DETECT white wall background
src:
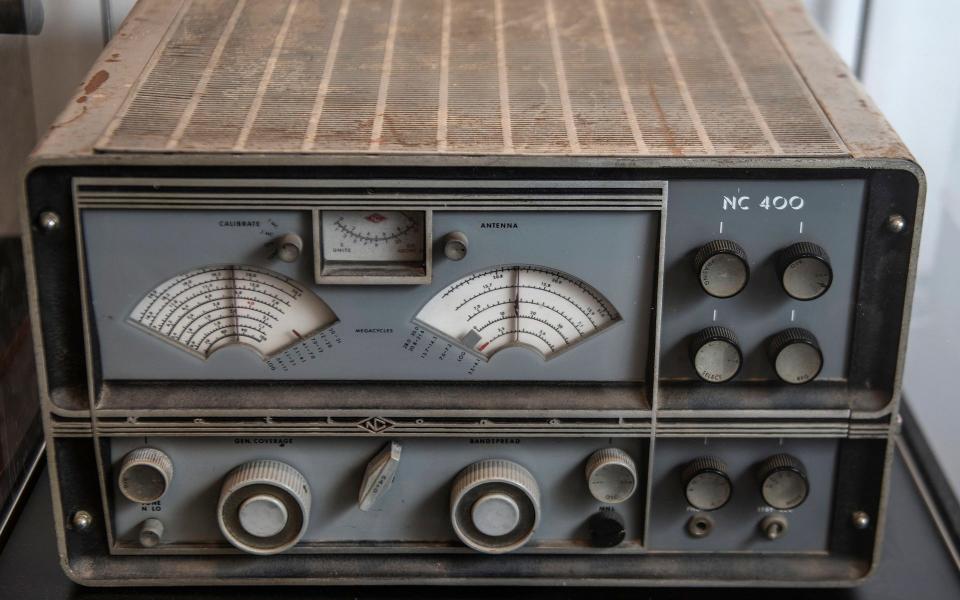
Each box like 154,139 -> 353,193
3,0 -> 959,491
809,0 -> 960,494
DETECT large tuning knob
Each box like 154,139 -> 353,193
776,242 -> 832,300
217,460 -> 311,555
450,459 -> 540,554
693,240 -> 750,298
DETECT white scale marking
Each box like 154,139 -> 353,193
129,265 -> 337,359
414,264 -> 620,361
790,309 -> 796,322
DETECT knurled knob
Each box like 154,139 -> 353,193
689,326 -> 743,383
776,242 -> 833,300
768,327 -> 823,384
693,240 -> 750,298
757,454 -> 809,510
585,448 -> 638,504
118,447 -> 173,504
450,459 -> 540,554
681,456 -> 733,511
217,460 -> 311,555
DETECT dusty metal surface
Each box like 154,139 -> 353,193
96,0 -> 847,157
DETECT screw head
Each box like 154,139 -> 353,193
852,510 -> 871,530
71,510 -> 93,531
37,211 -> 61,232
886,214 -> 906,233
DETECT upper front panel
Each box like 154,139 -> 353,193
80,180 -> 660,382
96,0 -> 846,157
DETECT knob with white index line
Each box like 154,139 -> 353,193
118,447 -> 173,504
776,242 -> 833,300
758,454 -> 809,510
217,460 -> 310,555
450,459 -> 540,554
768,328 -> 823,384
689,326 -> 743,383
585,448 -> 638,504
681,457 -> 732,511
693,240 -> 750,298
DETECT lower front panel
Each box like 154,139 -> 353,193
109,437 -> 650,553
46,434 -> 886,586
105,435 -> 839,557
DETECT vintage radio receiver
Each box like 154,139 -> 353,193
22,0 -> 923,587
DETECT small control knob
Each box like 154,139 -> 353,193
442,231 -> 469,261
138,518 -> 165,548
273,233 -> 303,263
118,447 -> 173,504
358,441 -> 402,511
689,326 -> 743,383
758,454 -> 809,510
681,457 -> 732,511
450,459 -> 540,554
587,509 -> 626,547
693,240 -> 750,298
217,460 -> 311,555
585,448 -> 638,504
776,242 -> 832,300
768,328 -> 823,384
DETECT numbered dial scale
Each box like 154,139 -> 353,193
317,210 -> 427,281
414,265 -> 622,361
129,265 -> 338,359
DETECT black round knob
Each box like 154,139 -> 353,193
768,328 -> 823,385
587,509 -> 626,547
681,456 -> 732,511
757,454 -> 809,510
776,242 -> 832,300
693,240 -> 750,298
689,326 -> 743,383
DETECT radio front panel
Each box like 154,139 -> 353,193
23,0 -> 923,586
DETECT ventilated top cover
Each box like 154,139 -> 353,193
97,0 -> 847,157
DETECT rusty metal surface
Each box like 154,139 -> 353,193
95,0 -> 847,157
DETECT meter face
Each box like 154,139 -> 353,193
321,210 -> 425,264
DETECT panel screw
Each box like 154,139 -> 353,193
886,214 -> 906,233
851,511 -> 871,529
37,211 -> 61,232
71,510 -> 93,531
